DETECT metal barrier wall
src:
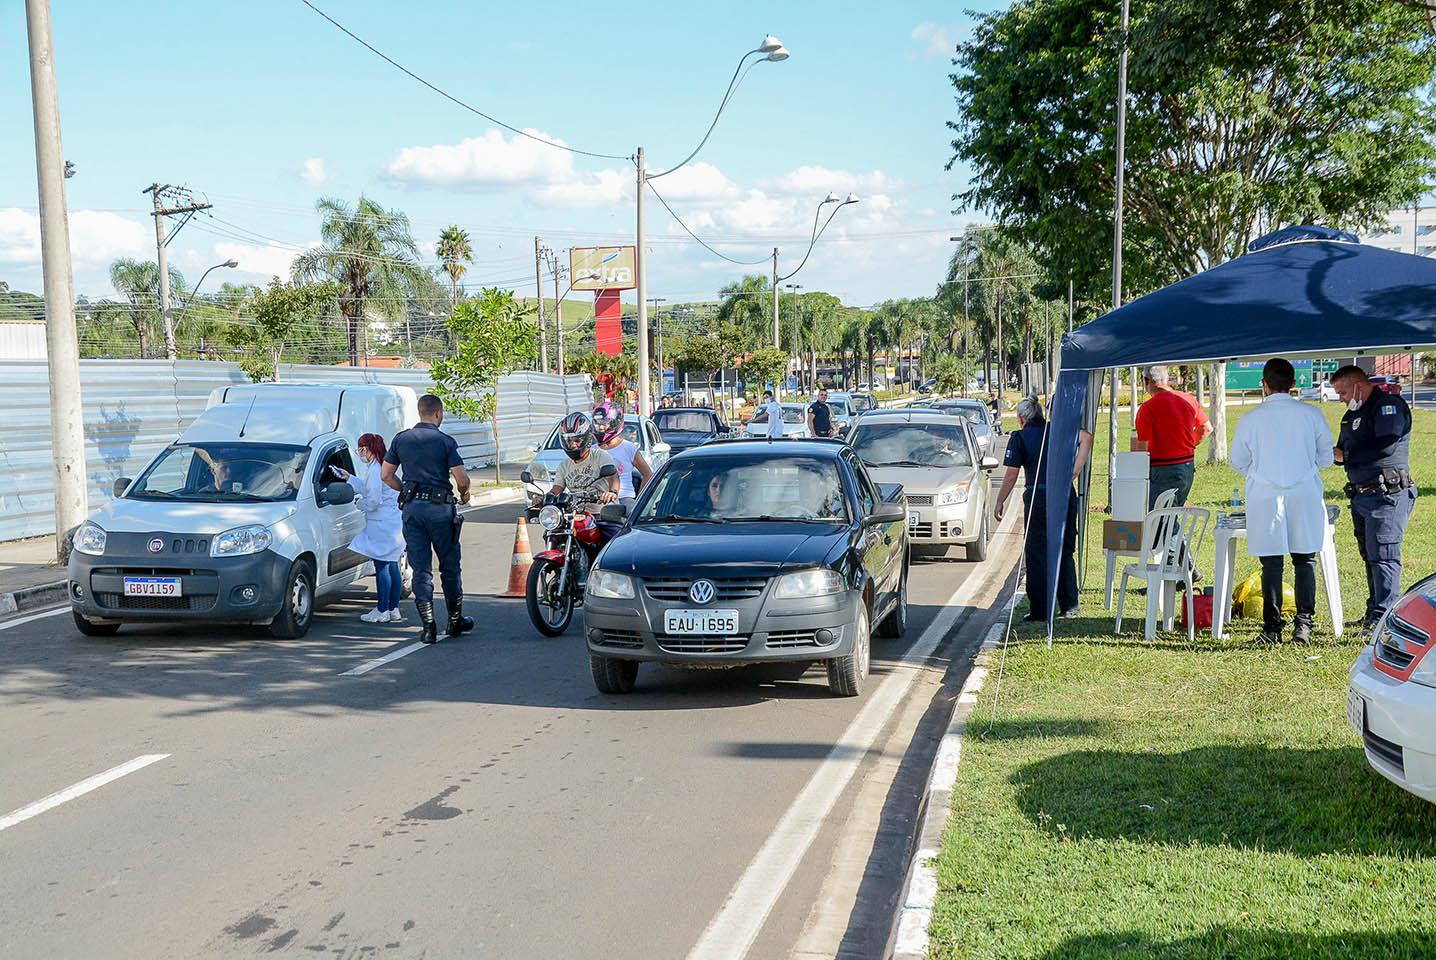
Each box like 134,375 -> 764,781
0,360 -> 592,542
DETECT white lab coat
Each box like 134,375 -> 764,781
347,461 -> 405,562
1229,393 -> 1335,556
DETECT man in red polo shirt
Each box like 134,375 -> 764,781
1135,365 -> 1213,507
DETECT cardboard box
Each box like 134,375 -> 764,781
1103,519 -> 1143,551
1130,437 -> 1149,453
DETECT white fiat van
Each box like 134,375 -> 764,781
67,384 -> 419,638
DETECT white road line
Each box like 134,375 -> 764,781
685,508 -> 1020,960
0,607 -> 68,633
0,754 -> 170,833
339,641 -> 427,677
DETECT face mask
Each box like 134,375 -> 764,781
1348,399 -> 1361,413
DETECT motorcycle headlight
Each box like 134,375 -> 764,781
211,524 -> 273,557
935,481 -> 972,506
538,505 -> 564,531
587,569 -> 635,600
773,568 -> 844,599
72,522 -> 107,556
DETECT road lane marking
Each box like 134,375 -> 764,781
0,754 -> 170,833
685,507 -> 1021,960
0,607 -> 68,632
339,641 -> 427,676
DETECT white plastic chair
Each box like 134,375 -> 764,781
1104,487 -> 1178,609
1115,505 -> 1211,642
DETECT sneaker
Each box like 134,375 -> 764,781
1022,612 -> 1047,623
1060,607 -> 1080,619
384,609 -> 404,624
1292,621 -> 1313,644
360,608 -> 385,623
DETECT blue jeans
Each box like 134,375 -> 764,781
374,560 -> 402,612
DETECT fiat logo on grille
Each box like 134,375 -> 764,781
689,579 -> 716,605
147,538 -> 164,554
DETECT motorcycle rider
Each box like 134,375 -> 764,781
591,400 -> 652,500
549,412 -> 620,509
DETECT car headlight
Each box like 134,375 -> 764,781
773,568 -> 844,599
935,481 -> 972,506
587,568 -> 635,599
538,504 -> 564,531
529,462 -> 551,481
211,524 -> 273,557
72,522 -> 107,556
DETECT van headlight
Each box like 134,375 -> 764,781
587,569 -> 635,599
935,482 -> 972,506
773,568 -> 844,599
211,524 -> 273,557
72,522 -> 107,556
538,505 -> 564,531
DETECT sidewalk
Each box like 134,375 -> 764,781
0,535 -> 68,615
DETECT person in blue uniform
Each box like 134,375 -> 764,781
382,394 -> 473,645
993,397 -> 1093,623
1331,365 -> 1415,632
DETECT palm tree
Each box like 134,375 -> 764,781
436,226 -> 473,306
717,274 -> 772,345
292,196 -> 427,366
109,258 -> 185,359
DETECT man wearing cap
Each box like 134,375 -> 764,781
1135,365 -> 1213,508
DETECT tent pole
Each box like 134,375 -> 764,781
1107,367 -> 1118,509
1077,369 -> 1101,590
1130,365 -> 1138,431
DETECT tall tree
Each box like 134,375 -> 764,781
224,279 -> 339,382
436,225 -> 474,305
108,258 -> 185,359
293,196 -> 429,366
716,274 -> 773,346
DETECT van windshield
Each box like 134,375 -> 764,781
127,443 -> 310,502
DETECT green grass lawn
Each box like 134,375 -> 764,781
928,400 -> 1436,960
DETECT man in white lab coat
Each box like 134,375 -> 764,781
1230,358 -> 1335,643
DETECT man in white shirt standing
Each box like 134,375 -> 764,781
1230,358 -> 1335,643
762,390 -> 785,439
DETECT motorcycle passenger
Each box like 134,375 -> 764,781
592,400 -> 651,500
549,412 -> 620,510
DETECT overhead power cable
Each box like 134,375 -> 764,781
644,178 -> 771,266
298,0 -> 630,161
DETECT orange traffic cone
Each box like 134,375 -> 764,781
498,516 -> 534,597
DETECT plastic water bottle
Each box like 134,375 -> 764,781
1230,487 -> 1243,511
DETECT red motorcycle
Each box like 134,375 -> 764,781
525,484 -> 617,636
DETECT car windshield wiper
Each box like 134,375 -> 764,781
639,513 -> 727,524
726,515 -> 840,523
869,459 -> 933,468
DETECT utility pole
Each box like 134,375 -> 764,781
144,183 -> 211,361
634,147 -> 652,414
771,248 -> 780,347
534,236 -> 548,373
649,297 -> 666,396
26,0 -> 87,556
551,252 -> 566,376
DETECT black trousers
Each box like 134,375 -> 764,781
1350,488 -> 1416,623
1259,553 -> 1316,633
1024,489 -> 1079,619
402,500 -> 463,611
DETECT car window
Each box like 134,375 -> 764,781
652,411 -> 717,434
128,442 -> 310,502
315,443 -> 355,484
635,455 -> 849,522
845,452 -> 878,514
543,421 -> 638,450
646,422 -> 661,447
848,422 -> 974,468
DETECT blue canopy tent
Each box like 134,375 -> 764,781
1042,225 -> 1436,636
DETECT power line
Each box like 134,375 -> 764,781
297,0 -> 629,162
644,178 -> 771,266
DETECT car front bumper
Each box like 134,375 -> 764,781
906,497 -> 981,545
68,547 -> 293,624
1349,645 -> 1436,803
583,580 -> 861,665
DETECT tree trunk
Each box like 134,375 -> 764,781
995,295 -> 1004,394
345,300 -> 362,367
491,404 -> 503,483
1206,363 -> 1229,464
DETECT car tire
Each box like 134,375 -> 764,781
590,654 -> 638,694
965,512 -> 989,562
269,559 -> 316,639
72,609 -> 120,636
876,564 -> 908,639
827,603 -> 870,697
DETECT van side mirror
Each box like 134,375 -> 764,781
318,482 -> 356,506
113,477 -> 131,498
652,442 -> 671,455
598,464 -> 618,478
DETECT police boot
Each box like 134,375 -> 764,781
445,600 -> 475,639
417,601 -> 439,645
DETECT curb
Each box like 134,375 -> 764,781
889,590 -> 1019,960
0,579 -> 70,617
459,488 -> 525,512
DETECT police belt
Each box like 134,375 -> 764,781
400,484 -> 456,506
1344,468 -> 1412,498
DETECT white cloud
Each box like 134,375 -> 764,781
511,40 -> 533,52
300,157 -> 330,185
214,241 -> 303,282
529,168 -> 630,209
0,208 -> 148,265
911,22 -> 963,59
762,165 -> 901,197
385,129 -> 577,187
649,162 -> 739,201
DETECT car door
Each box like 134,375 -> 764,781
844,451 -> 896,607
645,420 -> 670,468
311,439 -> 366,587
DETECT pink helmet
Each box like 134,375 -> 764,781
591,400 -> 624,445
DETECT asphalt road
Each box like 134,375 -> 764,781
0,482 -> 1017,960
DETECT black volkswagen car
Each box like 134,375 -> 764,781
649,407 -> 730,454
582,439 -> 909,697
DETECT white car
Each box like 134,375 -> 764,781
523,415 -> 671,487
1300,379 -> 1340,402
743,402 -> 811,438
1349,573 -> 1436,804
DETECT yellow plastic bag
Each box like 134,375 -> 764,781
1232,569 -> 1295,619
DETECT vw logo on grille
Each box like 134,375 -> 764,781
689,579 -> 716,605
146,538 -> 164,554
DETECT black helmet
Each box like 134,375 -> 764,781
559,411 -> 594,461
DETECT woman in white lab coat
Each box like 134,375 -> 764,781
337,433 -> 407,623
1229,359 -> 1334,642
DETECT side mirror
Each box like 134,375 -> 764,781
520,470 -> 534,485
600,502 -> 629,523
318,482 -> 356,506
113,477 -> 131,498
598,464 -> 618,478
870,501 -> 906,525
981,456 -> 1000,471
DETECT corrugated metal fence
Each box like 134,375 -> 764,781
0,360 -> 592,542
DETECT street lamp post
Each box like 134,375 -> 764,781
773,193 -> 859,348
184,259 -> 238,362
636,35 -> 789,416
785,283 -> 802,388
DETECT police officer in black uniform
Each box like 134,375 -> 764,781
381,393 -> 474,644
1331,365 -> 1416,632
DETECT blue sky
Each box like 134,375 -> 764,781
0,1 -> 1001,307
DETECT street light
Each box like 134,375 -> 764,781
772,193 -> 860,348
186,258 -> 239,305
785,283 -> 802,391
635,35 -> 789,415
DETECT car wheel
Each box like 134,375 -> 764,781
72,609 -> 120,636
965,512 -> 989,562
269,559 -> 315,639
876,564 -> 908,638
590,654 -> 638,694
827,603 -> 870,697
